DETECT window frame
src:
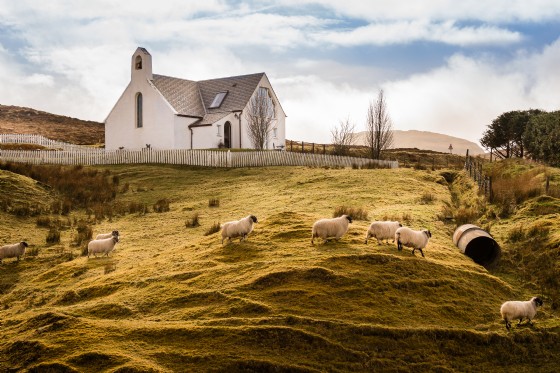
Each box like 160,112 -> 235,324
209,91 -> 228,109
136,92 -> 143,128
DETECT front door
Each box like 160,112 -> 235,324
224,121 -> 231,148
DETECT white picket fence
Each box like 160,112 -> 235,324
0,133 -> 83,150
0,134 -> 398,169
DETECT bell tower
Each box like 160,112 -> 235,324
131,47 -> 152,80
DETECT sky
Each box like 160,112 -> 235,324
1,1 -> 559,146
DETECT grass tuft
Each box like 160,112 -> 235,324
333,206 -> 368,220
153,198 -> 170,213
204,222 -> 221,236
185,212 -> 200,228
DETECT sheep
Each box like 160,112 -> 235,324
365,221 -> 402,245
500,297 -> 543,331
221,215 -> 258,244
0,241 -> 29,263
311,215 -> 353,244
95,230 -> 119,240
87,236 -> 119,258
395,227 -> 432,257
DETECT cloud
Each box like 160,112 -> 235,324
314,20 -> 523,47
274,74 -> 371,143
383,39 -> 560,145
275,0 -> 560,22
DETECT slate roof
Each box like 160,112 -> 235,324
151,72 -> 265,124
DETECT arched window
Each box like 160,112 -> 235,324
224,121 -> 232,148
135,55 -> 142,70
136,93 -> 143,128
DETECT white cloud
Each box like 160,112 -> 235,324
275,0 -> 560,22
382,40 -> 560,145
274,75 -> 370,143
315,20 -> 522,47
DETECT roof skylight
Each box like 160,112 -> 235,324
209,91 -> 228,108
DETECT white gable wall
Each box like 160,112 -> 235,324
238,75 -> 286,150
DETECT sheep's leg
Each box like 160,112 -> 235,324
517,318 -> 524,326
505,319 -> 511,330
364,234 -> 369,244
419,249 -> 425,258
397,241 -> 402,251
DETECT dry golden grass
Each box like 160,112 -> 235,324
1,164 -> 559,372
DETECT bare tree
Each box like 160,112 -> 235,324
245,87 -> 276,149
331,117 -> 356,156
366,89 -> 394,159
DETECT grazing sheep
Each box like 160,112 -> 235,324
365,221 -> 402,244
395,227 -> 432,257
95,230 -> 119,240
221,215 -> 258,244
500,297 -> 543,331
311,215 -> 353,244
0,241 -> 29,263
87,236 -> 119,258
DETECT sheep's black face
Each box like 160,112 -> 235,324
250,215 -> 258,223
346,216 -> 353,223
398,223 -> 403,227
112,230 -> 119,236
534,297 -> 543,306
425,230 -> 432,238
21,241 -> 29,247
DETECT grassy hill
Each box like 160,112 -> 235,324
0,105 -> 104,145
1,163 -> 559,372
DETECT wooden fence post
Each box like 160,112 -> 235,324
301,141 -> 304,153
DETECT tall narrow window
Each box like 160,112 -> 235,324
224,121 -> 231,148
136,92 -> 143,128
135,55 -> 142,70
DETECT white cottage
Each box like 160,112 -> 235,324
105,47 -> 286,150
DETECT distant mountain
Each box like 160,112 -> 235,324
353,130 -> 484,155
0,104 -> 104,145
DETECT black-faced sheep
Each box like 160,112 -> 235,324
0,241 -> 29,263
311,215 -> 353,244
95,230 -> 119,240
365,221 -> 402,244
87,236 -> 119,258
500,297 -> 543,330
221,215 -> 258,244
395,227 -> 431,257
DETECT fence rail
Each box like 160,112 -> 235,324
464,152 -> 492,199
0,148 -> 398,169
0,133 -> 83,150
0,133 -> 398,168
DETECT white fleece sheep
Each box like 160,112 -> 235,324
311,215 -> 353,244
221,215 -> 258,244
500,297 -> 543,330
395,227 -> 432,257
0,241 -> 29,263
87,236 -> 119,258
365,221 -> 402,244
95,230 -> 119,240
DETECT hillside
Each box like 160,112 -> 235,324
354,130 -> 485,155
0,104 -> 104,145
1,164 -> 559,372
